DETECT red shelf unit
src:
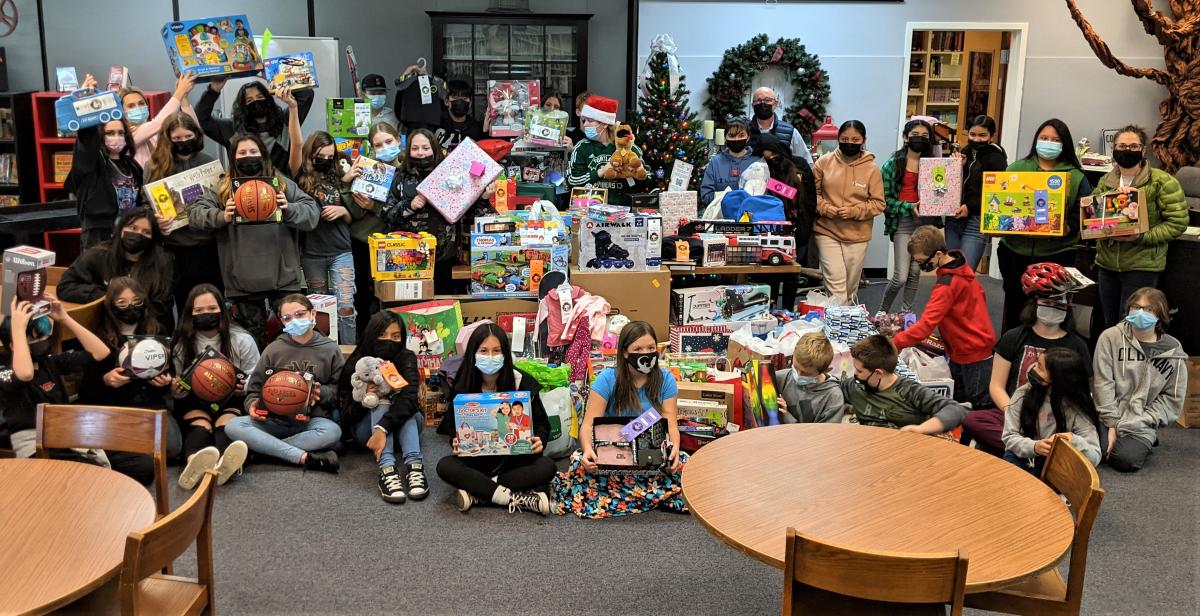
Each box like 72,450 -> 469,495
30,90 -> 170,203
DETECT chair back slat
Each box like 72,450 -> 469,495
37,404 -> 164,455
121,470 -> 217,601
1041,434 -> 1105,610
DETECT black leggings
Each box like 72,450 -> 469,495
436,454 -> 558,500
350,239 -> 377,339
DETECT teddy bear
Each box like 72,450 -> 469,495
605,124 -> 647,180
351,356 -> 393,409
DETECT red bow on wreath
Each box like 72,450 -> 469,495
769,46 -> 784,64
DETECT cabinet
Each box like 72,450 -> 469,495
0,92 -> 37,205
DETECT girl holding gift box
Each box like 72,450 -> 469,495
120,71 -> 200,167
947,115 -> 1008,271
344,123 -> 404,336
879,119 -> 937,313
552,320 -> 688,519
196,78 -> 314,177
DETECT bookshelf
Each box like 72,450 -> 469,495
0,92 -> 38,205
907,31 -> 1004,146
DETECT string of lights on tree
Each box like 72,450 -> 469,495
704,34 -> 831,139
629,47 -> 710,191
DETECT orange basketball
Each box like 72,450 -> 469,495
234,179 -> 278,222
261,370 -> 310,416
191,357 -> 238,402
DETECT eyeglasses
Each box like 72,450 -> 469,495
753,98 -> 775,105
114,299 -> 145,309
1113,144 -> 1143,152
279,309 -> 310,324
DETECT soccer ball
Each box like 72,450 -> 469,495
118,337 -> 170,379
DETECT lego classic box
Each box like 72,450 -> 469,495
576,214 -> 662,272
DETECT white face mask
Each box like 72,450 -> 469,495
1036,305 -> 1068,327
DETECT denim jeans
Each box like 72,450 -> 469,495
301,251 -> 357,345
949,356 -> 994,410
1002,450 -> 1045,476
881,216 -> 928,313
1096,267 -> 1161,330
352,404 -> 424,468
224,415 -> 342,464
945,215 -> 987,272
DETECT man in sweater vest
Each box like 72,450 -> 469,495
748,86 -> 813,166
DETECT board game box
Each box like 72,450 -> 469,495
143,160 -> 224,232
453,391 -> 534,456
349,156 -> 396,201
980,171 -> 1070,236
161,15 -> 262,81
1080,188 -> 1148,240
263,52 -> 318,93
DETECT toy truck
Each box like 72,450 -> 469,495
724,234 -> 797,266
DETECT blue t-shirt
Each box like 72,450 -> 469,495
591,366 -> 678,417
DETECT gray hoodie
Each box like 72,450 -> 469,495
1092,321 -> 1188,444
774,368 -> 845,424
245,331 -> 344,419
1003,385 -> 1102,467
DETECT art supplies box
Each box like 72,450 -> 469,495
453,391 -> 534,456
368,232 -> 436,281
143,160 -> 224,232
2,245 -> 55,318
1080,188 -> 1148,240
980,171 -> 1070,237
576,214 -> 662,272
161,15 -> 262,80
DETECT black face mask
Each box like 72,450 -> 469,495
113,305 -> 145,325
121,231 -> 151,255
235,156 -> 264,176
412,156 -> 435,171
450,100 -> 470,117
626,352 -> 658,375
752,102 -> 774,121
856,372 -> 880,394
312,157 -> 335,173
29,339 -> 52,358
171,139 -> 199,157
1113,149 -> 1144,169
376,340 -> 405,361
838,142 -> 863,157
726,139 -> 748,154
1027,367 -> 1049,389
918,251 -> 943,273
192,313 -> 221,332
247,99 -> 272,119
907,136 -> 931,154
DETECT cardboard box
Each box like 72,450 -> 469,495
1081,188 -> 1149,240
1178,357 -> 1200,428
658,190 -> 697,237
981,171 -> 1070,237
53,152 -> 72,184
326,98 -> 371,139
577,214 -> 662,271
307,294 -> 337,344
160,15 -> 262,81
571,267 -> 671,342
469,234 -> 567,298
458,298 -> 540,324
671,284 -> 772,325
368,232 -> 436,281
676,382 -> 736,427
2,245 -> 55,318
375,279 -> 435,303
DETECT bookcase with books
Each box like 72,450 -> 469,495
0,92 -> 39,206
906,30 -> 1004,147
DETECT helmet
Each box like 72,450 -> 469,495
1021,262 -> 1073,298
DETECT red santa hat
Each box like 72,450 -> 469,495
580,95 -> 618,126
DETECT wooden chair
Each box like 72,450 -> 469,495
46,265 -> 68,286
965,434 -> 1105,616
36,404 -> 170,519
782,528 -> 969,616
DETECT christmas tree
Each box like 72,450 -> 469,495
630,40 -> 710,192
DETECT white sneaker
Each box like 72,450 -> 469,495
456,489 -> 480,513
179,446 -> 220,490
214,441 -> 248,485
507,491 -> 550,516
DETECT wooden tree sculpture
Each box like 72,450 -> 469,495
1065,0 -> 1200,171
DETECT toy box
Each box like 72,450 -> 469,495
349,156 -> 395,201
306,294 -> 338,344
980,171 -> 1070,236
469,234 -> 568,298
699,235 -> 728,267
570,187 -> 607,214
1080,188 -> 1148,240
486,80 -> 540,138
326,98 -> 371,139
368,232 -> 436,281
586,203 -> 631,222
106,66 -> 130,91
591,416 -> 669,475
143,160 -> 223,232
55,67 -> 78,92
375,279 -> 434,303
676,382 -> 736,427
418,137 -> 503,223
671,284 -> 772,325
577,214 -> 662,272
263,52 -> 318,93
2,246 -> 55,319
54,89 -> 123,132
452,391 -> 535,456
160,15 -> 261,80
523,107 -> 568,146
917,157 -> 963,216
53,152 -> 72,183
658,191 -> 697,237
231,176 -> 282,224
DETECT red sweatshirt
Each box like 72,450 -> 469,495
892,250 -> 997,364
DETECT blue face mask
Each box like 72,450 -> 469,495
126,106 -> 149,124
475,354 -> 505,376
1125,308 -> 1158,330
583,126 -> 600,141
791,367 -> 817,387
367,94 -> 386,110
283,318 -> 313,337
1035,139 -> 1063,160
375,144 -> 401,162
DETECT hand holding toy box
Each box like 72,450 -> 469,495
2,246 -> 56,320
161,15 -> 262,81
453,391 -> 535,456
980,171 -> 1070,237
349,156 -> 396,201
263,52 -> 318,93
55,89 -> 123,133
1080,188 -> 1148,240
144,160 -> 224,232
327,98 -> 372,139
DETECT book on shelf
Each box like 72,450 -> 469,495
0,108 -> 13,141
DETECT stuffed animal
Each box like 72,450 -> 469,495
607,124 -> 646,180
350,356 -> 393,409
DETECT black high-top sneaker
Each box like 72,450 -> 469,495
378,465 -> 407,504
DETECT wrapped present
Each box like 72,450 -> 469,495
868,311 -> 918,338
981,171 -> 1070,236
658,191 -> 697,237
161,15 -> 262,81
486,80 -> 540,137
368,232 -> 436,281
418,137 -> 503,223
392,300 -> 463,363
917,157 -> 962,216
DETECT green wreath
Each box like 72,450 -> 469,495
704,34 -> 831,140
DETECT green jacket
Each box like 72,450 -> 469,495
880,154 -> 917,238
999,158 -> 1089,257
1093,164 -> 1187,273
566,139 -> 645,206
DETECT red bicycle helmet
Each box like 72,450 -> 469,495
1021,262 -> 1073,298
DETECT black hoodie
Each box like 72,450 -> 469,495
961,142 -> 1008,216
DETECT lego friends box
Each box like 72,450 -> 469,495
453,391 -> 534,456
161,15 -> 262,81
980,171 -> 1069,236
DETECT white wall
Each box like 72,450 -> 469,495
638,0 -> 1169,270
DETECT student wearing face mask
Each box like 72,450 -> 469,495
295,131 -> 357,345
343,123 -> 406,330
224,294 -> 344,473
1091,125 -> 1186,329
57,207 -> 176,332
566,95 -> 648,206
195,78 -> 314,177
120,72 -> 199,167
1002,348 -> 1103,475
553,321 -> 688,519
1,295 -> 110,459
361,73 -> 400,130
879,119 -> 937,313
948,115 -> 1007,271
434,323 -> 556,515
700,117 -> 763,207
842,335 -> 966,434
774,332 -> 844,424
437,79 -> 485,152
67,74 -> 145,249
1093,288 -> 1187,472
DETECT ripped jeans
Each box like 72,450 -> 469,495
301,251 -> 357,344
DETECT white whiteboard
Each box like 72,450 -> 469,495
216,35 -> 341,139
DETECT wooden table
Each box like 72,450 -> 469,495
682,423 -> 1075,593
0,458 -> 156,615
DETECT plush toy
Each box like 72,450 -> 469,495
607,124 -> 646,180
351,356 -> 393,409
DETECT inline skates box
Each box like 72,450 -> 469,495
161,15 -> 262,81
577,214 -> 662,272
671,284 -> 772,325
469,234 -> 568,298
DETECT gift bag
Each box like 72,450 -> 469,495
900,347 -> 952,381
392,300 -> 463,363
417,138 -> 503,223
540,386 -> 578,458
740,359 -> 780,428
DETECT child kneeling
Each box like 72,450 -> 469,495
776,332 -> 844,423
843,335 -> 966,434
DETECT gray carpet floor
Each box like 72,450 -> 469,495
162,274 -> 1200,615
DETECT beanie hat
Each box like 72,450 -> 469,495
580,95 -> 618,126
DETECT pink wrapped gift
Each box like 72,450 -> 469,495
417,137 -> 503,223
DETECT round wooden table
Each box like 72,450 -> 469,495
682,423 -> 1076,593
0,458 -> 156,615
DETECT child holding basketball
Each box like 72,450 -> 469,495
295,131 -> 357,345
224,294 -> 344,473
171,284 -> 260,489
551,321 -> 688,519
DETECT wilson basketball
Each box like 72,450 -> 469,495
234,179 -> 278,222
190,357 -> 238,402
261,370 -> 310,416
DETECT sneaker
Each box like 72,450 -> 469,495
508,491 -> 550,516
179,446 -> 220,490
303,450 -> 339,474
214,441 -> 248,486
404,462 -> 429,500
456,489 -> 481,513
378,466 -> 407,504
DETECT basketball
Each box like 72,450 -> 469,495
190,357 -> 238,402
234,179 -> 278,222
260,370 -> 310,416
117,337 -> 170,379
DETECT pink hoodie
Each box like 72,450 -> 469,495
131,96 -> 198,167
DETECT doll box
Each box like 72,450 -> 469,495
2,245 -> 55,318
486,80 -> 540,138
917,157 -> 963,217
54,89 -> 123,133
417,138 -> 503,224
453,391 -> 534,456
469,234 -> 568,298
1080,188 -> 1148,240
980,171 -> 1070,237
349,156 -> 396,202
576,214 -> 663,272
368,232 -> 437,281
326,98 -> 372,139
143,160 -> 224,232
262,52 -> 318,93
307,294 -> 338,344
161,15 -> 262,81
